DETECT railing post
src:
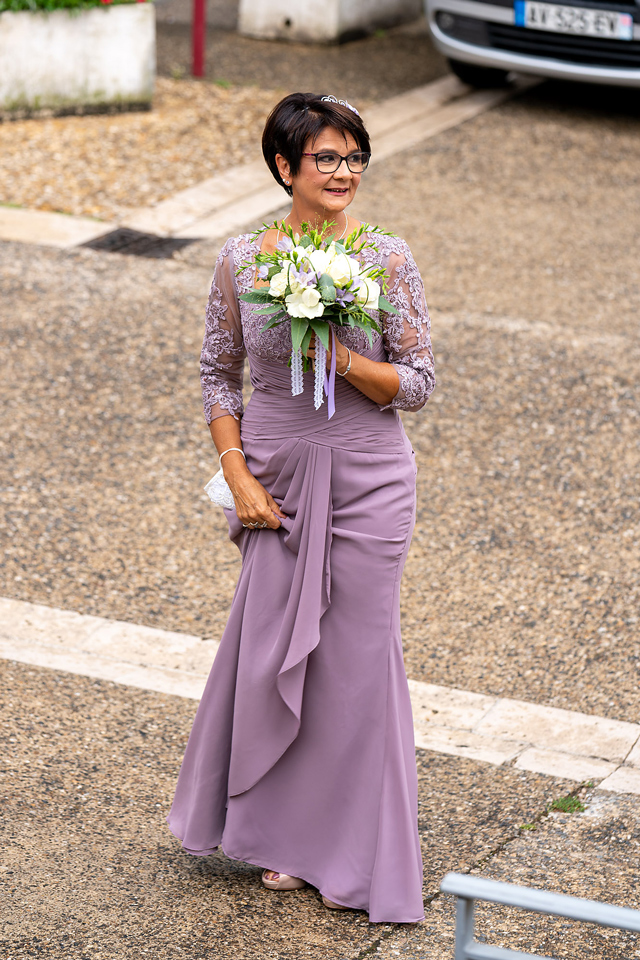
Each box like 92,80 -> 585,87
192,0 -> 206,77
454,895 -> 475,960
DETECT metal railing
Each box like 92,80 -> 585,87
440,872 -> 640,960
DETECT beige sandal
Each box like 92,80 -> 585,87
262,869 -> 306,891
322,895 -> 352,910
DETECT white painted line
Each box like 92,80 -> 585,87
0,596 -> 216,699
0,636 -> 208,701
599,766 -> 640,796
414,725 -> 526,766
515,748 -> 618,784
475,697 -> 639,764
626,741 -> 640,768
408,678 -> 496,729
0,205 -> 112,248
2,596 -> 639,793
120,159 -> 273,237
173,184 -> 288,241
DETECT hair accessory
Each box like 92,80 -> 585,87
321,95 -> 360,117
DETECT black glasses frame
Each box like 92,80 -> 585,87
302,151 -> 371,174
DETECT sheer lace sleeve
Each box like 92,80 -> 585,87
200,237 -> 246,424
379,241 -> 435,412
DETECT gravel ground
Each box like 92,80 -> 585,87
2,82 -> 638,722
0,79 -> 280,221
0,660 -> 577,959
2,73 -> 640,960
0,20 -> 445,221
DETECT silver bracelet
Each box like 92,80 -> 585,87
219,447 -> 246,468
337,347 -> 352,377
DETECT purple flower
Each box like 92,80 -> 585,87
336,288 -> 355,307
257,264 -> 269,280
291,265 -> 317,287
275,236 -> 294,252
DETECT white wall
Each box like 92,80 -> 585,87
0,5 -> 155,112
238,0 -> 422,42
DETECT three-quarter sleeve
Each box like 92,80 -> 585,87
380,242 -> 435,412
200,238 -> 246,424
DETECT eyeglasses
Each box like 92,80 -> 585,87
302,151 -> 371,174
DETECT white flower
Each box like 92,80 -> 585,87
355,277 -> 380,309
304,248 -> 332,275
326,253 -> 360,287
269,265 -> 291,298
286,286 -> 325,319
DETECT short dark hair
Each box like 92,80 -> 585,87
262,92 -> 372,197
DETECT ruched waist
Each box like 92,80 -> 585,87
241,356 -> 406,451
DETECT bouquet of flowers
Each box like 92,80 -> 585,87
239,221 -> 397,418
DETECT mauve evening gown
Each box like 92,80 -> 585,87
167,230 -> 435,923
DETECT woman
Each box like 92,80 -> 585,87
167,92 -> 435,924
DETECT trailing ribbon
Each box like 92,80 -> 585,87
289,328 -> 336,419
291,347 -> 303,397
324,328 -> 337,420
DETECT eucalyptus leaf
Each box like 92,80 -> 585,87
318,273 -> 336,303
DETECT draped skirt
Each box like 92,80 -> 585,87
167,359 -> 425,923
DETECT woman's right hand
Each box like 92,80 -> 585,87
223,455 -> 286,530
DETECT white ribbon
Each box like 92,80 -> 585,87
314,338 -> 326,410
291,347 -> 304,396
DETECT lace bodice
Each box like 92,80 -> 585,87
200,231 -> 435,423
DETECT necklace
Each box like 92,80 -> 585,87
277,210 -> 348,243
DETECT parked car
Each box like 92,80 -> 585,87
425,0 -> 640,86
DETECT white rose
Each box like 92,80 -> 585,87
326,253 -> 359,287
286,287 -> 325,319
269,265 -> 290,298
355,277 -> 380,309
305,248 -> 332,275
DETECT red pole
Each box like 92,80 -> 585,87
192,0 -> 206,77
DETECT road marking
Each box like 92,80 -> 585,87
0,74 -> 539,250
1,595 -> 638,793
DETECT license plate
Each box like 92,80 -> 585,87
514,0 -> 634,39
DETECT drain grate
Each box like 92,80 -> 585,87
82,228 -> 199,259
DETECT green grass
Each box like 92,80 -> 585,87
1,0 -> 149,12
549,795 -> 586,814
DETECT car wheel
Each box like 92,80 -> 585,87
448,58 -> 510,87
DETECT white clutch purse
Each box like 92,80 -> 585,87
204,446 -> 245,510
204,469 -> 235,510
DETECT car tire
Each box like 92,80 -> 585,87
448,58 -> 510,87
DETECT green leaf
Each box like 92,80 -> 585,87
290,317 -> 309,353
310,321 -> 330,351
318,273 -> 336,303
239,289 -> 275,304
301,327 -> 314,356
378,296 -> 399,315
261,314 -> 287,331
